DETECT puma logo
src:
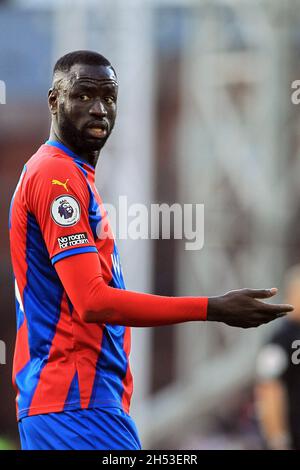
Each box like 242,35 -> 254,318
52,179 -> 69,192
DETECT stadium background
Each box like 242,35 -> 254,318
1,0 -> 300,449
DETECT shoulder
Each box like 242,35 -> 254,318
24,144 -> 90,212
26,144 -> 85,183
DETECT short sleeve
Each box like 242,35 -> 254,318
25,155 -> 98,265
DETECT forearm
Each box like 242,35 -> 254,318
86,279 -> 207,326
55,252 -> 207,326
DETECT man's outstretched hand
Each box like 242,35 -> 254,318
207,288 -> 294,328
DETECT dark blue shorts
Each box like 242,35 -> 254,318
18,407 -> 142,450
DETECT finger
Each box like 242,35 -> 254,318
244,288 -> 278,299
260,303 -> 294,314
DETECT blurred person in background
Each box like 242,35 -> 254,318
255,265 -> 300,450
9,50 -> 294,450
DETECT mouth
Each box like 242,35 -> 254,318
85,122 -> 108,139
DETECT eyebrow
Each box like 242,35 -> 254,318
72,80 -> 118,92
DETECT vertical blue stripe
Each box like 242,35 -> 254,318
87,184 -> 102,239
64,371 -> 80,410
15,297 -> 25,331
88,243 -> 127,408
73,161 -> 102,240
110,244 -> 126,289
88,324 -> 127,408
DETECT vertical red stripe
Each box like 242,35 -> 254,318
10,197 -> 28,305
121,327 -> 133,413
13,318 -> 30,384
10,189 -> 30,417
28,292 -> 76,415
71,309 -> 104,409
13,317 -> 30,418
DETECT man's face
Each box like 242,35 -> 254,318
49,63 -> 118,155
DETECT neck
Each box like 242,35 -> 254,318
49,125 -> 100,168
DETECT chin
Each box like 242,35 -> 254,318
85,141 -> 105,152
85,137 -> 108,151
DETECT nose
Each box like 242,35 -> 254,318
89,99 -> 107,117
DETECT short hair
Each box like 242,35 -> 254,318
53,50 -> 116,80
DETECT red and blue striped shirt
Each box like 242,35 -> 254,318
9,141 -> 132,420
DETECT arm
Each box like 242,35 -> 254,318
255,379 -> 291,449
55,252 -> 207,326
27,155 -> 293,328
55,252 -> 293,328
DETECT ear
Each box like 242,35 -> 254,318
48,88 -> 58,115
